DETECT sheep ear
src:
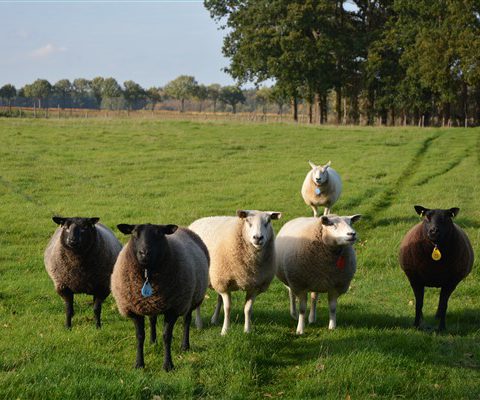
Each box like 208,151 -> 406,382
324,160 -> 331,169
308,160 -> 317,169
163,225 -> 178,235
237,210 -> 248,219
117,224 -> 135,235
269,212 -> 282,220
89,218 -> 100,225
449,208 -> 460,218
350,214 -> 362,224
52,216 -> 67,226
320,216 -> 332,226
414,205 -> 428,217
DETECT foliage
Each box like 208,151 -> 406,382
164,75 -> 199,112
219,85 -> 246,113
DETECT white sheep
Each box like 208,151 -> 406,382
276,214 -> 361,334
189,210 -> 282,335
301,160 -> 342,217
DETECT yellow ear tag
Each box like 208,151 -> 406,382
432,245 -> 442,261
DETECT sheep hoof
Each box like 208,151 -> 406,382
134,362 -> 145,369
163,361 -> 174,372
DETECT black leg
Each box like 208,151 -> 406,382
181,311 -> 192,351
58,288 -> 74,329
131,314 -> 145,368
436,285 -> 456,332
410,282 -> 425,328
162,313 -> 178,372
149,315 -> 158,344
93,295 -> 104,329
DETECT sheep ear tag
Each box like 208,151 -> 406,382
336,256 -> 345,270
432,245 -> 442,261
315,188 -> 321,195
141,281 -> 153,297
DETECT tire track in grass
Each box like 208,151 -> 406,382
413,157 -> 463,186
364,134 -> 441,221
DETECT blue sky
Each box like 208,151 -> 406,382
0,1 -> 236,89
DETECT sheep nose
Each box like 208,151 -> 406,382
253,235 -> 264,242
347,232 -> 356,237
429,227 -> 439,235
138,250 -> 149,259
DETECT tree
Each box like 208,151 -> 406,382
207,83 -> 221,112
146,87 -> 162,111
269,84 -> 289,115
72,78 -> 93,108
53,79 -> 72,109
101,77 -> 123,110
23,79 -> 52,109
123,80 -> 147,110
255,86 -> 271,115
194,84 -> 209,112
219,85 -> 245,113
90,77 -> 105,108
164,75 -> 198,112
0,84 -> 16,112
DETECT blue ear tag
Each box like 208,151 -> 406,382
315,188 -> 321,195
141,281 -> 153,297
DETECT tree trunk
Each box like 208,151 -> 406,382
390,106 -> 395,126
292,97 -> 298,121
335,86 -> 342,124
366,87 -> 375,125
180,98 -> 185,113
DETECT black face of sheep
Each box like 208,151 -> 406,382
414,206 -> 459,244
117,223 -> 178,278
53,217 -> 99,253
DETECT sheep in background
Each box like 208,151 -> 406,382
301,160 -> 342,217
111,223 -> 209,371
44,216 -> 122,329
276,214 -> 361,335
189,210 -> 282,335
399,206 -> 474,331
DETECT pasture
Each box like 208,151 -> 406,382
0,118 -> 479,399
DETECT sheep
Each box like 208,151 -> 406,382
399,205 -> 474,331
301,160 -> 342,217
44,216 -> 122,329
276,214 -> 361,335
111,223 -> 209,371
189,210 -> 282,335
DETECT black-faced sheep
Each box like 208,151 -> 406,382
399,206 -> 474,331
301,161 -> 342,217
111,223 -> 209,371
189,210 -> 282,335
44,216 -> 122,329
276,214 -> 361,334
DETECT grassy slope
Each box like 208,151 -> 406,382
0,118 -> 479,399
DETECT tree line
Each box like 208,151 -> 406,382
205,0 -> 480,127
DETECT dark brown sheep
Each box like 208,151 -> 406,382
399,206 -> 474,331
111,224 -> 209,371
44,216 -> 122,329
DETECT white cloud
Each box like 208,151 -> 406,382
30,43 -> 67,59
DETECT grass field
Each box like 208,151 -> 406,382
0,118 -> 479,399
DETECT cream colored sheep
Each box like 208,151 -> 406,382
301,160 -> 342,217
189,210 -> 281,335
111,223 -> 209,371
276,214 -> 361,334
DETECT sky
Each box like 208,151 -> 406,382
0,0 -> 237,89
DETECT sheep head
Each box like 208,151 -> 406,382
53,216 -> 99,253
320,214 -> 361,246
309,160 -> 331,186
414,205 -> 459,243
236,210 -> 282,250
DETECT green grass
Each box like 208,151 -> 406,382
0,118 -> 479,399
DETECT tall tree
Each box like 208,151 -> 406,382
24,79 -> 52,109
207,83 -> 221,112
164,75 -> 198,112
72,78 -> 92,108
53,79 -> 73,109
219,85 -> 245,113
123,80 -> 147,110
90,77 -> 105,108
146,87 -> 162,111
0,84 -> 16,112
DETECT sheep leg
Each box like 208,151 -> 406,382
311,206 -> 318,218
323,207 -> 331,216
149,315 -> 157,344
220,292 -> 231,336
162,312 -> 178,372
58,288 -> 74,329
308,292 -> 318,324
410,282 -> 425,328
131,314 -> 145,368
327,291 -> 338,330
195,307 -> 203,329
93,294 -> 106,329
436,285 -> 456,332
296,292 -> 307,335
244,291 -> 257,333
211,293 -> 223,325
181,311 -> 192,351
288,287 -> 298,320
